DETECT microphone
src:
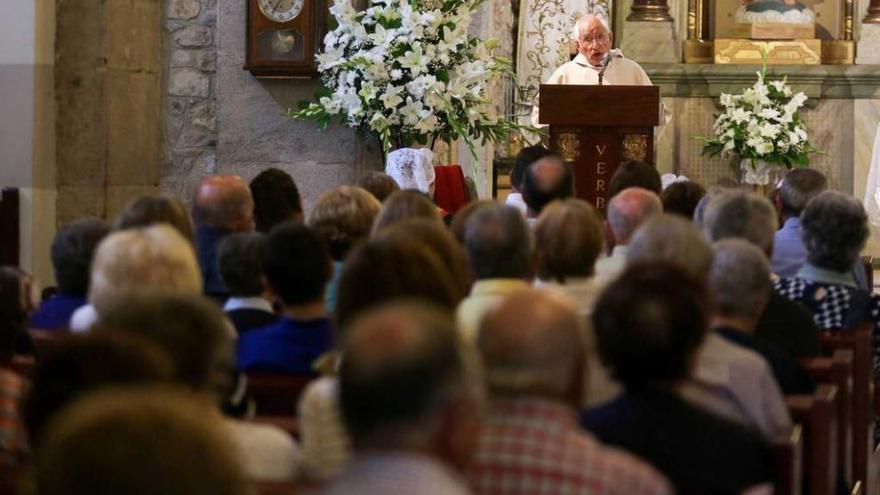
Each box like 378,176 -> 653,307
597,51 -> 613,85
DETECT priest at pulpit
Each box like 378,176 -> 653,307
530,14 -> 654,127
549,14 -> 652,86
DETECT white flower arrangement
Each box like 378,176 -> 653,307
288,0 -> 527,154
700,66 -> 819,178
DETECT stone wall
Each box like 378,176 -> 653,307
160,0 -> 381,212
159,0 -> 520,207
163,0 -> 219,204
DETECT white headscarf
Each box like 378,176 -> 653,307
661,173 -> 689,190
385,148 -> 435,194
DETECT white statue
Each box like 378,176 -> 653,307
734,0 -> 815,24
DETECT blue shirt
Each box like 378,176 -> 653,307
29,293 -> 86,330
236,316 -> 333,374
771,217 -> 805,278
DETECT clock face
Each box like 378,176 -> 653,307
258,0 -> 305,22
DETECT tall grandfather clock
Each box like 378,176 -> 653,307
245,0 -> 327,78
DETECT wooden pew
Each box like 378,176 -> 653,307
774,425 -> 803,495
247,372 -> 314,416
786,384 -> 838,495
0,188 -> 19,267
0,468 -> 23,495
0,355 -> 36,379
257,481 -> 320,495
28,329 -> 72,359
820,325 -> 873,493
802,349 -> 854,485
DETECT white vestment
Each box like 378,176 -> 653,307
531,52 -> 655,129
546,52 -> 652,86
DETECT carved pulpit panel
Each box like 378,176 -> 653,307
540,84 -> 660,213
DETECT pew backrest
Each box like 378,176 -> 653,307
786,384 -> 838,495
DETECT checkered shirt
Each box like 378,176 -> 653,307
465,398 -> 672,495
774,276 -> 880,375
0,370 -> 26,468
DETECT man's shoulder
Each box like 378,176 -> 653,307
546,60 -> 581,82
617,57 -> 644,69
699,333 -> 775,385
713,332 -> 772,368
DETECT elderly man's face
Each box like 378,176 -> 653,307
577,19 -> 613,66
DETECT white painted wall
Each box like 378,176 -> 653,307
0,0 -> 57,287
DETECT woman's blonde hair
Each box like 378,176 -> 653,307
309,186 -> 382,260
89,225 -> 202,313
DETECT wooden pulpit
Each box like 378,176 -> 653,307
539,85 -> 661,211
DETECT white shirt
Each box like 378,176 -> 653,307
681,333 -> 792,440
225,419 -> 301,482
298,376 -> 352,481
594,245 -> 629,284
504,192 -> 528,216
69,304 -> 98,333
223,296 -> 274,313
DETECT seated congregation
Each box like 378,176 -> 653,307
2,148 -> 878,495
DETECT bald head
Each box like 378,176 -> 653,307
479,289 -> 586,405
607,187 -> 662,245
339,301 -> 465,449
193,175 -> 254,231
522,156 -> 574,217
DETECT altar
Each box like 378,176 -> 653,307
485,0 -> 880,257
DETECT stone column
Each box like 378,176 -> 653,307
55,0 -> 162,223
628,0 -> 672,22
864,0 -> 880,23
620,0 -> 678,63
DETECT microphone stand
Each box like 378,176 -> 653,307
597,53 -> 613,86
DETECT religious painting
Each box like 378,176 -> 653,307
713,0 -> 842,40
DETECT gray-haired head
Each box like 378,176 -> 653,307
801,191 -> 869,272
702,190 -> 778,256
709,239 -> 771,322
606,187 -> 662,246
692,187 -> 729,228
463,204 -> 532,280
575,13 -> 611,38
779,168 -> 828,218
627,214 -> 714,280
